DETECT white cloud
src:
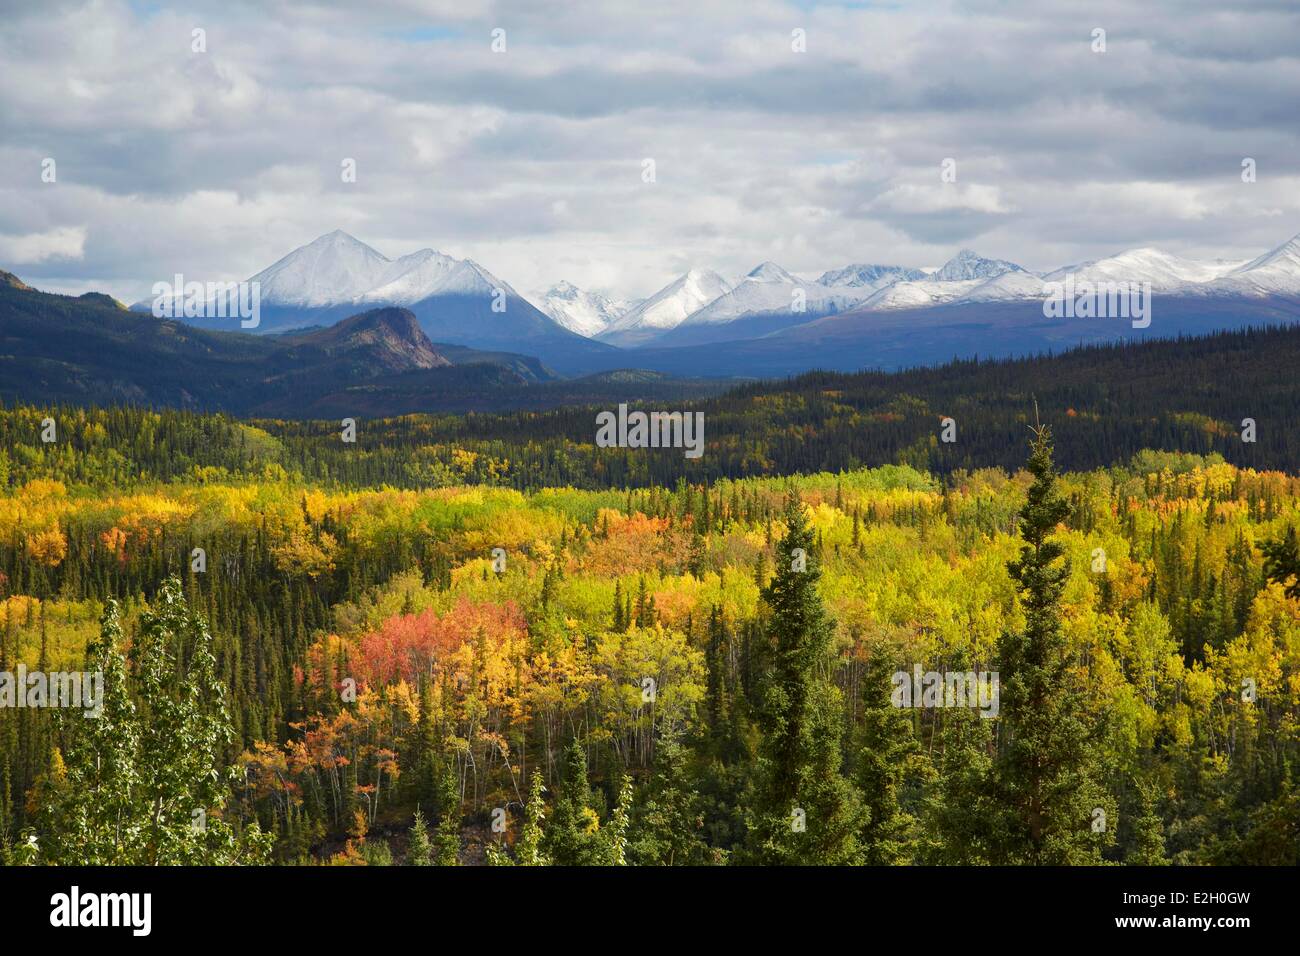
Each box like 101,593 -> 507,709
0,226 -> 87,264
0,0 -> 1297,297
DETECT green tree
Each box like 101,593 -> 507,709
857,647 -> 920,864
544,740 -> 602,865
1126,786 -> 1168,865
1262,525 -> 1300,599
516,770 -> 549,866
991,426 -> 1112,864
434,766 -> 460,866
602,774 -> 633,865
407,807 -> 432,865
41,579 -> 271,865
746,493 -> 861,865
630,734 -> 712,865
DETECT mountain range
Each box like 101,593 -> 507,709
0,227 -> 1289,409
126,229 -> 1300,363
576,235 -> 1300,347
131,231 -> 615,374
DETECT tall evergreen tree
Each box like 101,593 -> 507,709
746,493 -> 861,865
991,425 -> 1112,864
516,770 -> 549,866
602,775 -> 633,865
857,646 -> 920,865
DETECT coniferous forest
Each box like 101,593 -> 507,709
2,373 -> 1299,868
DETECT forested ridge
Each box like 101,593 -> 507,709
2,392 -> 1299,865
6,324 -> 1296,496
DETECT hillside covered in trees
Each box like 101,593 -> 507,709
2,397 -> 1299,866
6,323 -> 1296,498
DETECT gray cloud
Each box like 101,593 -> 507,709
0,0 -> 1297,304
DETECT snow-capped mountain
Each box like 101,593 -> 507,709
537,281 -> 635,337
126,229 -> 1300,368
1041,248 -> 1244,293
956,269 -> 1054,303
931,249 -> 1025,282
679,260 -> 897,328
682,262 -> 819,327
858,276 -> 983,310
131,231 -> 615,372
597,268 -> 731,346
1205,236 -> 1300,297
251,230 -> 397,307
819,263 -> 928,291
853,251 -> 1033,309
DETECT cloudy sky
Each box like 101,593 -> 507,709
2,0 -> 1298,305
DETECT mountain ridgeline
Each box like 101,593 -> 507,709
101,227 -> 1300,377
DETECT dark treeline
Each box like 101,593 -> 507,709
3,324 -> 1298,492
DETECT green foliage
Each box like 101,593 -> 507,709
38,579 -> 271,865
516,771 -> 549,866
434,768 -> 460,866
544,740 -> 602,865
4,395 -> 1300,867
407,807 -> 432,866
747,493 -> 862,865
990,427 -> 1113,864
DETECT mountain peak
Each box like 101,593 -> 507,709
291,306 -> 450,372
933,250 -> 1024,282
318,228 -> 364,243
819,263 -> 928,289
746,261 -> 797,283
78,291 -> 126,310
597,268 -> 729,344
538,281 -> 629,337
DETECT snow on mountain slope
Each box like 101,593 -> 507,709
356,253 -> 510,306
1042,248 -> 1244,293
819,263 -> 928,291
859,276 -> 985,310
958,269 -> 1053,303
252,230 -> 396,307
680,261 -> 880,327
680,262 -> 808,325
537,281 -> 634,337
353,248 -> 463,305
931,249 -> 1025,282
1214,234 -> 1300,296
598,268 -> 730,345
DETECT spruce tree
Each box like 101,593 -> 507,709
857,646 -> 920,865
1126,785 -> 1168,865
544,740 -> 601,865
433,766 -> 460,865
991,425 -> 1112,864
407,807 -> 432,865
630,734 -> 712,865
747,493 -> 861,865
602,775 -> 633,865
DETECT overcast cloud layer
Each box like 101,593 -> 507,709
2,0 -> 1298,304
